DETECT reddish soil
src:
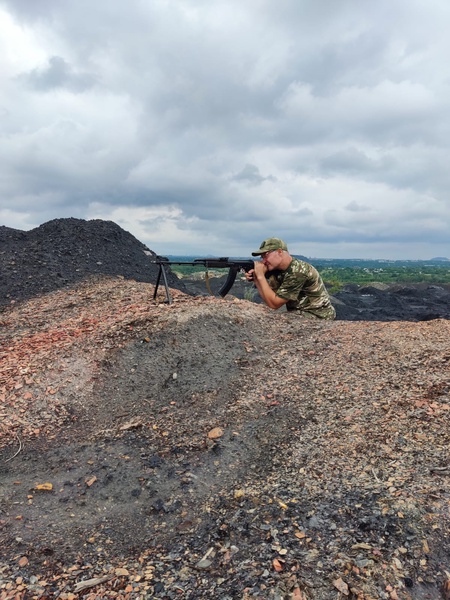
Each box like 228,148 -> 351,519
1,277 -> 449,600
1,219 -> 449,599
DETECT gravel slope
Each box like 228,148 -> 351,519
1,218 -> 449,599
1,277 -> 449,600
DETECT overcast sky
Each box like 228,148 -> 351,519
1,0 -> 449,259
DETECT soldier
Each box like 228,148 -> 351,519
246,237 -> 336,320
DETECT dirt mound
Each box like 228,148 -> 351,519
0,218 -> 186,307
1,277 -> 449,599
1,219 -> 450,597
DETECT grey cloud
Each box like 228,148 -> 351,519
345,201 -> 370,213
320,148 -> 380,176
19,56 -> 98,93
293,207 -> 314,217
1,0 -> 450,259
0,0 -> 58,22
231,164 -> 276,185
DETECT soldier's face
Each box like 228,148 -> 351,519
261,249 -> 282,268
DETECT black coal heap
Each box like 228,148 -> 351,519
0,218 -> 185,307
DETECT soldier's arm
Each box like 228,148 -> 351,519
253,263 -> 287,310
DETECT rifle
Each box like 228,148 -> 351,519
152,256 -> 255,304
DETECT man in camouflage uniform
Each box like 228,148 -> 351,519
247,237 -> 336,320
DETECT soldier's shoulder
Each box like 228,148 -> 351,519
290,258 -> 310,273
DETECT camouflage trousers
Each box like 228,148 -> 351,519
288,305 -> 336,320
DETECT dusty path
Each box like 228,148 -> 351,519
1,278 -> 449,599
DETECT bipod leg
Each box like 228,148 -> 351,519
153,265 -> 162,300
153,264 -> 173,304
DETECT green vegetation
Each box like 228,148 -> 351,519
316,264 -> 450,292
243,287 -> 258,302
166,258 -> 450,292
170,264 -> 218,277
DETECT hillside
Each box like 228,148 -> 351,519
0,219 -> 449,599
1,274 -> 449,599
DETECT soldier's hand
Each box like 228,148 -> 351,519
245,269 -> 255,282
253,262 -> 268,278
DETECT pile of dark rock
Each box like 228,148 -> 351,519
1,218 -> 449,321
332,282 -> 450,321
0,218 -> 186,308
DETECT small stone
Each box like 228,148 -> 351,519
208,427 -> 224,439
333,577 -> 349,595
195,559 -> 212,569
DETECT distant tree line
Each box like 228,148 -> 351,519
315,265 -> 450,292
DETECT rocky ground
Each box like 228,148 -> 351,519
1,219 -> 449,600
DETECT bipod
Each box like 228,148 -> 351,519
153,259 -> 173,304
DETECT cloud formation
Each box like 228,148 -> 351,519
20,55 -> 98,93
0,0 -> 449,258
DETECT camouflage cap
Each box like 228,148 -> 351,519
251,237 -> 288,256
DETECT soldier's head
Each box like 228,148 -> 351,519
251,237 -> 291,269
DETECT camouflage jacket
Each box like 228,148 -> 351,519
267,258 -> 336,319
